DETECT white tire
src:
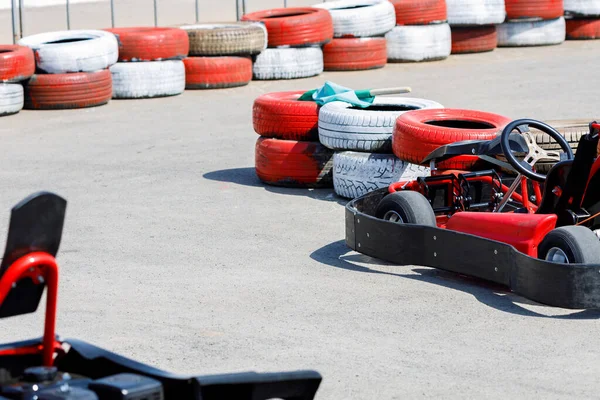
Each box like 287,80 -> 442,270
446,0 -> 506,25
313,0 -> 396,38
0,84 -> 23,116
318,97 -> 444,152
333,152 -> 430,199
18,30 -> 118,74
110,60 -> 186,99
564,0 -> 600,17
497,17 -> 566,47
385,24 -> 452,62
253,47 -> 323,80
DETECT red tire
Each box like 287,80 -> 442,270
184,56 -> 252,89
24,70 -> 112,110
566,19 -> 600,39
323,38 -> 387,71
392,109 -> 512,170
451,26 -> 497,54
389,0 -> 447,25
241,8 -> 334,47
505,0 -> 564,20
255,137 -> 333,188
253,91 -> 320,141
0,45 -> 35,82
103,27 -> 189,62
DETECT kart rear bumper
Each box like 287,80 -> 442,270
345,188 -> 600,309
0,337 -> 322,400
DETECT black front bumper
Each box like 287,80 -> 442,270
345,188 -> 600,309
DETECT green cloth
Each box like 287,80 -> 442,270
298,81 -> 375,108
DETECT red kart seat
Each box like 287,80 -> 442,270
446,212 -> 558,257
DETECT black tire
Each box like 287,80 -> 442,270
538,226 -> 600,264
375,191 -> 436,226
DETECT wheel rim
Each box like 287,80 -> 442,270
383,210 -> 404,223
546,247 -> 570,263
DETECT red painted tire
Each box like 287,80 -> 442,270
566,19 -> 600,39
451,26 -> 497,54
389,0 -> 447,25
255,137 -> 333,187
392,109 -> 512,170
241,8 -> 334,47
184,56 -> 252,89
0,45 -> 35,82
505,0 -> 564,20
323,38 -> 387,71
103,27 -> 189,61
253,91 -> 320,141
24,70 -> 112,110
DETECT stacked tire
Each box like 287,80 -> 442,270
242,8 -> 333,80
318,96 -> 445,199
253,91 -> 333,188
498,1 -> 566,47
312,0 -> 394,71
0,45 -> 34,116
386,0 -> 452,62
179,23 -> 266,89
103,27 -> 188,99
17,30 -> 118,109
391,108 -> 512,171
564,0 -> 600,40
447,0 -> 505,54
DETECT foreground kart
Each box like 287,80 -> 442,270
345,119 -> 600,309
0,193 -> 321,399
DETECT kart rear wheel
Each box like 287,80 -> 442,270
538,226 -> 600,264
375,191 -> 436,226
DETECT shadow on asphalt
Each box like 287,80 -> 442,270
311,240 -> 600,320
203,167 -> 348,205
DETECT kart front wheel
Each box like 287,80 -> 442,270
538,226 -> 600,264
375,191 -> 436,226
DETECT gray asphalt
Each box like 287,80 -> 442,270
2,5 -> 600,398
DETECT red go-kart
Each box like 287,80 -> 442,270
345,119 -> 600,309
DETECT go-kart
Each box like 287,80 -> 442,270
345,119 -> 600,309
0,193 -> 322,399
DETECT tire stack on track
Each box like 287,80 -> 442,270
446,0 -> 506,54
103,27 -> 188,99
0,45 -> 34,116
386,0 -> 452,62
564,0 -> 600,40
392,108 -> 512,171
498,1 -> 566,47
241,8 -> 333,80
319,97 -> 445,199
179,23 -> 266,89
311,0 -> 394,71
17,30 -> 118,110
253,91 -> 334,188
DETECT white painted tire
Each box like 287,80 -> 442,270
18,30 -> 118,74
313,0 -> 396,38
497,17 -> 566,47
0,84 -> 23,116
564,0 -> 600,17
110,60 -> 186,99
446,0 -> 506,25
385,24 -> 452,63
253,47 -> 323,80
318,97 -> 444,152
333,151 -> 430,199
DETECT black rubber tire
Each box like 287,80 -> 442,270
538,226 -> 600,264
375,191 -> 436,226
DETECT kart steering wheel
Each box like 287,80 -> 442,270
500,119 -> 574,182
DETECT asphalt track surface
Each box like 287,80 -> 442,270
2,5 -> 600,399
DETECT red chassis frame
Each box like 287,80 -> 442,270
386,156 -> 600,258
0,252 -> 60,366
